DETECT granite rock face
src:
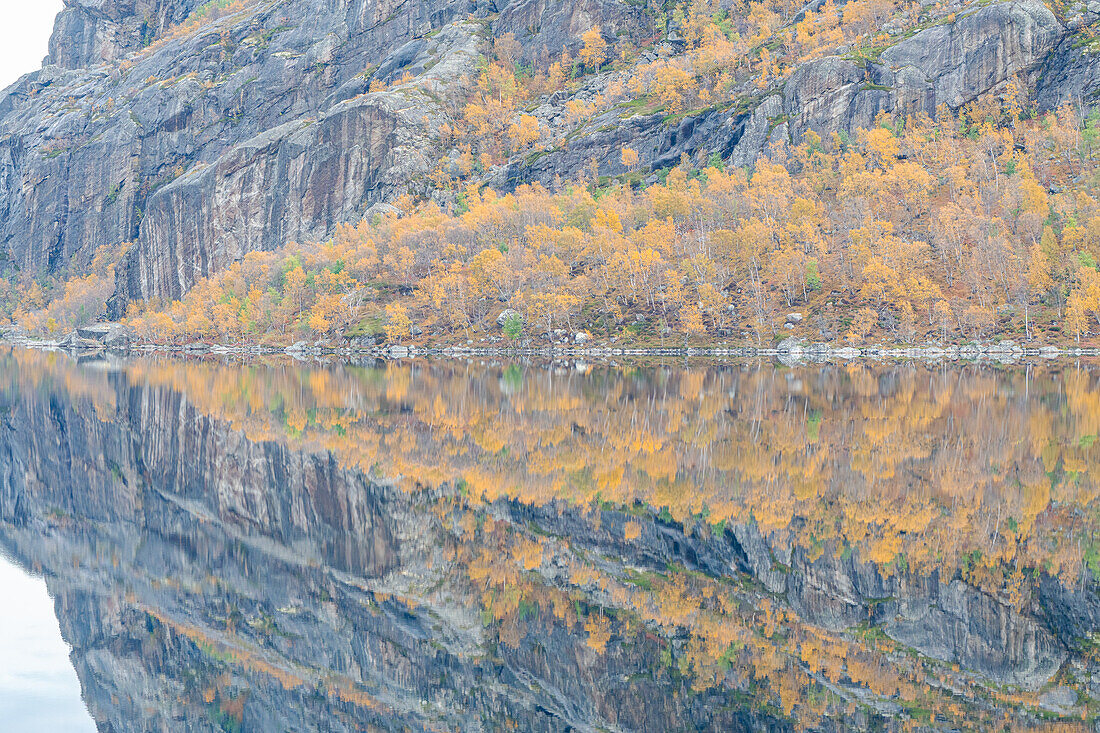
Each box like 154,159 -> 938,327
0,0 -> 1094,308
493,0 -> 650,64
502,0 -> 1069,181
47,0 -> 207,69
1,0 -> 487,305
879,0 -> 1062,110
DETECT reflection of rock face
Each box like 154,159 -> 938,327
2,351 -> 1100,729
778,548 -> 1066,687
886,578 -> 1063,688
0,355 -> 797,731
0,363 -> 423,729
509,499 -> 1073,691
4,367 -> 398,576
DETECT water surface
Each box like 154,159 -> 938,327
2,348 -> 1100,730
0,553 -> 95,732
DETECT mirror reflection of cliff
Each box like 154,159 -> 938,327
4,348 -> 1100,730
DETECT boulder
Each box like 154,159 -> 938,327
496,309 -> 522,327
77,323 -> 135,348
0,324 -> 28,341
776,336 -> 806,354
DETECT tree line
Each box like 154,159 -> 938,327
11,100 -> 1099,346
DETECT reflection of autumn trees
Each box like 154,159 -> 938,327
14,347 -> 1100,587
10,347 -> 1100,726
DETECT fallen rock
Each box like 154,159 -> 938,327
496,309 -> 522,328
776,336 -> 806,354
77,323 -> 135,348
1038,686 -> 1078,714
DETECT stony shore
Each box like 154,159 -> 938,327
3,325 -> 1099,364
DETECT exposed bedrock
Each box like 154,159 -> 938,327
0,0 -> 1096,313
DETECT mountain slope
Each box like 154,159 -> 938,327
1,0 -> 1099,344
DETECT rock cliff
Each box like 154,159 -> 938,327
0,0 -> 1096,311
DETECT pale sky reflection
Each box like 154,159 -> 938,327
0,553 -> 96,732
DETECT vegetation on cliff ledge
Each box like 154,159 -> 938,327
4,0 -> 1100,348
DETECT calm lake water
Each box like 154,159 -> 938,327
0,553 -> 95,732
3,347 -> 1100,730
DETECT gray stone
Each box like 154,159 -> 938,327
77,322 -> 134,347
0,324 -> 28,341
776,336 -> 805,354
496,309 -> 522,327
1039,686 -> 1078,713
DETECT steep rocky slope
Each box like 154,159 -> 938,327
501,0 -> 1081,180
0,0 -> 1097,315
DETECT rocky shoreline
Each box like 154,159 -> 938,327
3,324 -> 1099,363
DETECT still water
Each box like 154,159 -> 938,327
2,347 -> 1100,730
0,553 -> 95,732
